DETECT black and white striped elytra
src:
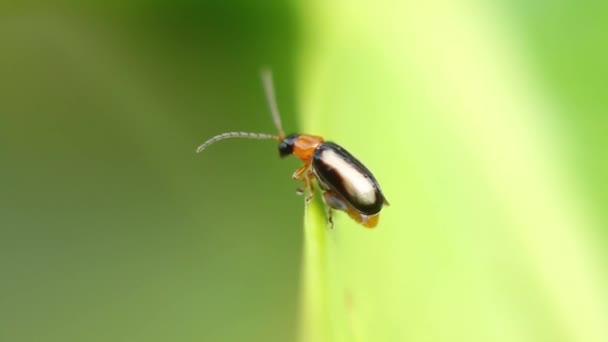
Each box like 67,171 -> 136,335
312,142 -> 388,215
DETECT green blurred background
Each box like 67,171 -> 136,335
1,1 -> 607,342
1,2 -> 302,342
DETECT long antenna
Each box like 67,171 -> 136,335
196,69 -> 286,154
196,131 -> 278,153
261,68 -> 285,139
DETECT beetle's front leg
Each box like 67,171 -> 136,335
295,177 -> 307,195
304,171 -> 315,203
293,166 -> 308,195
293,166 -> 315,203
292,165 -> 307,180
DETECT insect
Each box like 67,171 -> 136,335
196,70 -> 389,228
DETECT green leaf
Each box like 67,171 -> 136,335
296,1 -> 608,342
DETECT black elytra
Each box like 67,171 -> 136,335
312,142 -> 388,215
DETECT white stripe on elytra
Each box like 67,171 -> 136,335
321,149 -> 376,205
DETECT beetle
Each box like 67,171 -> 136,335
196,70 -> 389,228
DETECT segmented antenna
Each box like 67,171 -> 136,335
261,68 -> 285,139
195,132 -> 278,153
196,69 -> 287,154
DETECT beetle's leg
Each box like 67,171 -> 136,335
323,191 -> 348,211
293,166 -> 315,202
327,207 -> 334,229
292,166 -> 307,180
322,191 -> 349,228
295,177 -> 308,195
322,191 -> 380,228
292,166 -> 308,195
304,171 -> 315,203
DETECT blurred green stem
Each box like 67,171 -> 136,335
298,202 -> 329,342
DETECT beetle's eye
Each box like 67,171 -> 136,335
278,134 -> 299,158
278,142 -> 292,158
